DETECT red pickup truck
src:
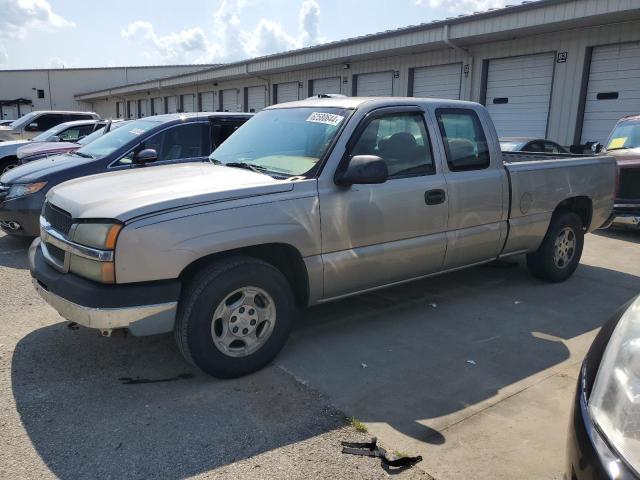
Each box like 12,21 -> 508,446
603,115 -> 640,229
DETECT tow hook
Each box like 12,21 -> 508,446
100,329 -> 113,337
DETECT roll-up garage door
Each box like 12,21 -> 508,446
166,96 -> 178,114
222,89 -> 240,112
312,77 -> 341,96
247,86 -> 266,112
581,42 -> 640,144
275,82 -> 299,104
412,63 -> 462,99
200,92 -> 215,112
181,94 -> 195,112
485,53 -> 555,138
356,71 -> 393,97
138,99 -> 149,118
127,100 -> 136,119
151,97 -> 163,115
116,102 -> 124,118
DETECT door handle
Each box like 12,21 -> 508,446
425,189 -> 446,205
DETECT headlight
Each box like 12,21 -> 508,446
6,182 -> 47,199
589,296 -> 640,473
72,222 -> 122,249
68,222 -> 122,283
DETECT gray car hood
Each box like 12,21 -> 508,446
47,162 -> 293,221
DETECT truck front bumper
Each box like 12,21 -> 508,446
29,238 -> 181,336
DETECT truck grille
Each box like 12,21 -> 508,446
618,168 -> 640,202
43,202 -> 73,235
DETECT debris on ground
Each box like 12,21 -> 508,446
428,303 -> 437,308
361,363 -> 368,369
514,300 -> 521,305
342,437 -> 423,471
466,360 -> 477,366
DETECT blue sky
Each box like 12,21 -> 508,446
0,0 -> 509,69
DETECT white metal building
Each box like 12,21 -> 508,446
3,0 -> 640,145
0,64 -> 215,121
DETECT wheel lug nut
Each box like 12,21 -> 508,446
232,327 -> 239,334
231,316 -> 236,322
239,307 -> 245,314
242,328 -> 248,335
249,309 -> 255,315
250,319 -> 256,326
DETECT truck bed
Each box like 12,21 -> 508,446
500,152 -> 617,255
502,151 -> 594,164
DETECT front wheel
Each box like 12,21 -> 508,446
175,256 -> 295,379
0,158 -> 18,175
526,211 -> 584,282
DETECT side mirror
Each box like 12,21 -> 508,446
25,122 -> 39,132
49,135 -> 61,142
132,148 -> 158,165
592,142 -> 603,154
335,155 -> 388,186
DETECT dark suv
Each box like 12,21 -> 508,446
0,113 -> 251,236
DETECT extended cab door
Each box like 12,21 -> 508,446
319,107 -> 449,299
434,107 -> 508,269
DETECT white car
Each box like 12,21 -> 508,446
0,111 -> 99,142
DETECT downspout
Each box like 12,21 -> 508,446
245,63 -> 271,106
443,24 -> 473,100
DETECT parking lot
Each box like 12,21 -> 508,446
0,228 -> 637,479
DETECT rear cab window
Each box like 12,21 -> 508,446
435,108 -> 490,172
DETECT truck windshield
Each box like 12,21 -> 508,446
607,121 -> 640,150
209,107 -> 350,177
74,119 -> 159,159
9,112 -> 38,129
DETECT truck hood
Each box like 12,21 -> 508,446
605,148 -> 640,168
0,153 -> 93,184
17,141 -> 78,160
0,127 -> 19,142
47,162 -> 294,221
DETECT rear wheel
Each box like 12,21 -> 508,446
175,256 -> 295,379
526,211 -> 584,282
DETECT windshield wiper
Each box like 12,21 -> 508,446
223,162 -> 268,174
73,151 -> 94,158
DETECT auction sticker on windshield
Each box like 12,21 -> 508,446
306,112 -> 344,126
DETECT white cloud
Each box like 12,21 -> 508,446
0,0 -> 74,39
0,46 -> 7,64
241,18 -> 299,58
123,0 -> 323,64
415,0 -> 508,12
48,56 -> 66,68
299,0 -> 321,46
121,21 -> 209,63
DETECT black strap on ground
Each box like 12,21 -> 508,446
341,437 -> 422,468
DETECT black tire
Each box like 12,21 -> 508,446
0,157 -> 18,176
175,256 -> 295,379
526,210 -> 584,282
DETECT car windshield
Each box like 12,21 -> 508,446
9,112 -> 39,129
209,107 -> 350,177
606,121 -> 640,150
77,121 -> 130,146
32,122 -> 81,142
75,119 -> 159,159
